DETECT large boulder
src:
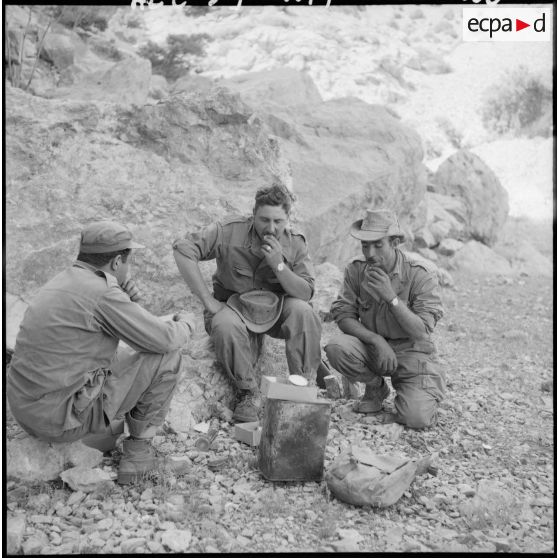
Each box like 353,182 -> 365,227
431,150 -> 509,246
222,67 -> 323,107
7,434 -> 103,483
41,32 -> 75,69
6,70 -> 427,311
223,68 -> 427,267
52,55 -> 152,106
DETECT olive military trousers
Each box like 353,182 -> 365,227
16,346 -> 183,444
325,334 -> 445,429
205,297 -> 322,393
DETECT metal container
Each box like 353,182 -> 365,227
258,398 -> 332,482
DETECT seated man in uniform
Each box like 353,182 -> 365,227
7,221 -> 196,484
324,209 -> 445,428
172,184 -> 322,423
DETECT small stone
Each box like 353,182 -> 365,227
97,518 -> 113,531
22,533 -> 49,555
331,539 -> 360,552
50,532 -> 62,546
121,537 -> 147,553
67,491 -> 86,507
6,512 -> 26,554
147,541 -> 165,553
487,537 -> 511,552
30,514 -> 54,524
140,488 -> 153,501
60,467 -> 113,493
262,533 -> 274,541
457,483 -> 476,497
336,528 -> 363,543
89,536 -> 107,549
236,535 -> 250,547
162,529 -> 192,552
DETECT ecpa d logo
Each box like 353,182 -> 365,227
463,7 -> 551,41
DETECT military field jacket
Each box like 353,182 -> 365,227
7,261 -> 191,437
173,215 -> 315,301
330,250 -> 444,353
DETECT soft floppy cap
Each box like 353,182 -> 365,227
80,220 -> 144,254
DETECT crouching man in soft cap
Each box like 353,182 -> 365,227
325,209 -> 445,428
7,221 -> 196,484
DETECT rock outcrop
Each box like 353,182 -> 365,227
7,434 -> 103,483
431,150 -> 509,246
5,68 -> 428,314
223,68 -> 427,267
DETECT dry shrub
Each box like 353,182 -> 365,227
482,66 -> 552,138
137,33 -> 211,82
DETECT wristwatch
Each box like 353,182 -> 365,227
389,296 -> 399,307
276,262 -> 285,272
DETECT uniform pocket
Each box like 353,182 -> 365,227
73,371 -> 106,418
233,265 -> 253,278
420,372 -> 445,401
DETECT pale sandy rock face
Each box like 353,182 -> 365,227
221,67 -> 323,107
5,67 -> 433,311
7,436 -> 103,483
52,56 -> 152,106
449,240 -> 512,275
432,150 -> 509,247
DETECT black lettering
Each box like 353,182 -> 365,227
501,18 -> 512,32
468,17 -> 480,32
479,18 -> 489,32
489,18 -> 501,38
534,13 -> 545,32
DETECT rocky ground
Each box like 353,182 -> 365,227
6,250 -> 554,554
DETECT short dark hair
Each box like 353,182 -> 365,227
77,248 -> 131,267
254,183 -> 296,215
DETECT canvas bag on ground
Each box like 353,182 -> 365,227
325,445 -> 433,507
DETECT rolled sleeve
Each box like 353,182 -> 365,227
172,222 -> 221,262
95,287 -> 192,354
409,272 -> 444,333
330,266 -> 360,323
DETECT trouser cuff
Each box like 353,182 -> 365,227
126,412 -> 159,439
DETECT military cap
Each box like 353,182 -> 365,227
80,220 -> 144,254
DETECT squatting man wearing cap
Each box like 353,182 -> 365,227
173,184 -> 322,423
7,221 -> 196,484
325,209 -> 445,429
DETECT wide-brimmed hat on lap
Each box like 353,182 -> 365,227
350,209 -> 405,241
227,290 -> 284,333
